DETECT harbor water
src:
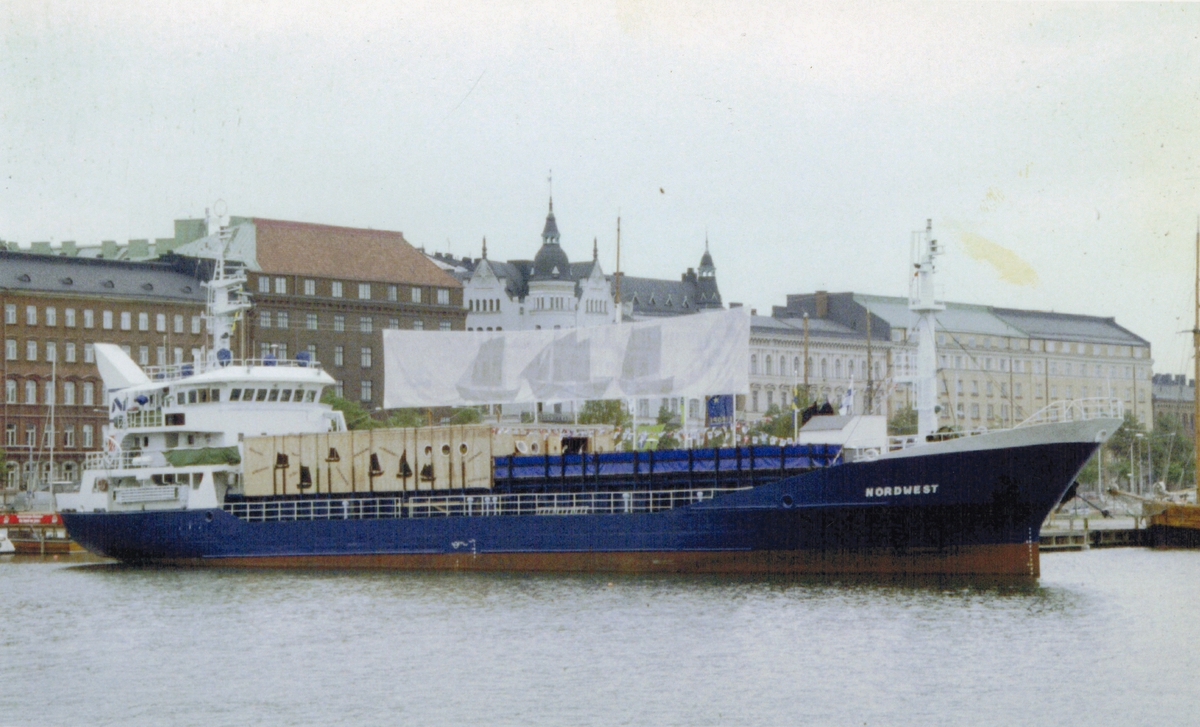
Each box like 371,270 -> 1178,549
1,549 -> 1197,726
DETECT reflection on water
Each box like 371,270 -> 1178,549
1,549 -> 1197,727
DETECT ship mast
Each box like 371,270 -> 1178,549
201,202 -> 252,366
909,219 -> 944,441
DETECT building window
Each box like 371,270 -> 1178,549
440,321 -> 451,332
358,283 -> 371,300
157,346 -> 166,366
82,381 -> 94,405
333,315 -> 345,332
260,311 -> 272,328
120,311 -> 132,330
275,277 -> 287,295
413,320 -> 424,331
334,380 -> 344,398
45,341 -> 56,362
84,343 -> 95,363
5,423 -> 15,445
137,312 -> 148,331
63,381 -> 75,405
277,344 -> 288,359
26,305 -> 37,325
26,426 -> 36,447
46,307 -> 57,326
5,379 -> 15,403
135,345 -> 147,365
331,281 -> 343,298
411,287 -> 422,304
192,316 -> 202,334
102,310 -> 113,330
4,304 -> 14,324
971,404 -> 980,419
258,276 -> 270,293
156,313 -> 167,332
361,347 -> 372,368
360,380 -> 372,402
360,317 -> 373,334
306,313 -> 318,330
765,356 -> 773,376
173,347 -> 183,365
388,285 -> 398,302
334,345 -> 344,367
752,391 -> 759,412
437,289 -> 450,305
750,355 -> 758,375
64,427 -> 75,448
26,340 -> 37,361
82,309 -> 93,328
82,424 -> 93,448
174,314 -> 184,333
956,402 -> 964,418
276,311 -> 288,329
5,339 -> 14,360
388,318 -> 399,329
25,379 -> 37,404
306,344 -> 317,361
304,279 -> 316,296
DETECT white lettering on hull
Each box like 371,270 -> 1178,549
864,484 -> 939,498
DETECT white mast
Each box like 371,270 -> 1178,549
909,219 -> 944,440
201,201 -> 252,365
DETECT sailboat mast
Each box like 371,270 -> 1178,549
1193,219 -> 1199,494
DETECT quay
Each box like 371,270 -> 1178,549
1039,515 -> 1147,551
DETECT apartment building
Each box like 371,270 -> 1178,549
1,251 -> 207,486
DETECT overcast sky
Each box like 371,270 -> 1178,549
3,2 -> 1198,373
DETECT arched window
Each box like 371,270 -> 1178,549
765,355 -> 773,376
820,359 -> 827,378
835,359 -> 842,379
750,354 -> 758,375
793,357 -> 801,376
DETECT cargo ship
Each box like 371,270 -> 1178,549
59,213 -> 1122,576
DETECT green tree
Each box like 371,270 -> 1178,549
656,402 -> 676,426
749,404 -> 797,441
448,407 -> 483,425
579,400 -> 632,429
888,406 -> 918,436
385,408 -> 427,428
321,391 -> 384,429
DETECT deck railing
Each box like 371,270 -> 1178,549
888,398 -> 1125,452
223,486 -> 749,523
141,357 -> 324,382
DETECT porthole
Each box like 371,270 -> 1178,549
515,441 -> 528,454
424,446 -> 433,456
204,511 -> 214,522
441,444 -> 451,456
459,443 -> 468,454
781,495 -> 794,508
530,442 -> 540,454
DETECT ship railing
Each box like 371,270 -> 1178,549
887,398 -> 1125,451
1014,398 -> 1124,428
223,486 -> 752,523
142,357 -> 324,382
110,409 -> 164,430
84,450 -> 168,470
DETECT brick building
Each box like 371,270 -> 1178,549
2,251 -> 207,487
1153,374 -> 1195,435
172,218 -> 465,410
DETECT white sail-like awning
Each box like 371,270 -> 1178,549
383,309 -> 749,408
94,343 -> 151,391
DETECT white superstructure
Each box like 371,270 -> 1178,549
57,207 -> 345,514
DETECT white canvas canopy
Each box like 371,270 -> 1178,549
383,309 -> 749,408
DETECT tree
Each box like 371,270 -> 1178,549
448,407 -> 483,425
888,406 -> 918,436
321,391 -> 383,429
749,404 -> 796,441
656,402 -> 676,426
579,400 -> 631,429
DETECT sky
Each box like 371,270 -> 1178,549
3,1 -> 1199,373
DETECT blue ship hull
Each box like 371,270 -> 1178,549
62,440 -> 1098,575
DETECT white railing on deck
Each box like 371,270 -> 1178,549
141,357 -> 324,382
84,450 -> 168,470
1014,398 -> 1123,428
224,486 -> 750,523
888,398 -> 1124,452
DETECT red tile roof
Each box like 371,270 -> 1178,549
251,218 -> 460,287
